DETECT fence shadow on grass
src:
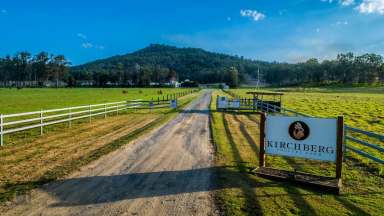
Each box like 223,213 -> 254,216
223,112 -> 319,215
232,115 -> 260,157
221,112 -> 264,215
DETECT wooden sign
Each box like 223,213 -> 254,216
170,99 -> 177,109
257,113 -> 344,193
217,96 -> 228,109
265,116 -> 338,162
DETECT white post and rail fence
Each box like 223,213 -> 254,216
0,100 -> 144,146
0,89 -> 199,146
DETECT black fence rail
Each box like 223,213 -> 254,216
151,89 -> 200,103
219,90 -> 384,165
344,126 -> 384,164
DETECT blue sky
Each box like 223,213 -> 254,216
1,0 -> 384,65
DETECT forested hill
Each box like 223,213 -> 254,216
1,44 -> 383,87
71,44 -> 266,86
72,44 -> 384,86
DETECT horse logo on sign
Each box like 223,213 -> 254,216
289,121 -> 310,141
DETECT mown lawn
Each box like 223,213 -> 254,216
0,88 -> 197,114
211,90 -> 384,216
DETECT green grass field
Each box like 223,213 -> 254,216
231,87 -> 384,134
210,89 -> 384,216
0,88 -> 196,114
0,89 -> 200,204
228,87 -> 384,168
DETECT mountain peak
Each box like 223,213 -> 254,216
136,44 -> 177,53
72,44 -> 263,85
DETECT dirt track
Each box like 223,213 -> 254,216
4,91 -> 216,216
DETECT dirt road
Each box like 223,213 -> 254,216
4,91 -> 216,216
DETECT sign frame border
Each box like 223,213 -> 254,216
257,112 -> 344,193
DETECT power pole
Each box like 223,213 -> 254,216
256,67 -> 260,89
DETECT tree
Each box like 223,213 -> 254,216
1,45 -> 384,87
337,52 -> 354,84
228,66 -> 239,88
138,66 -> 151,86
33,52 -> 49,86
51,55 -> 70,88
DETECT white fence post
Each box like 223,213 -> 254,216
40,110 -> 43,135
89,105 -> 92,123
1,114 -> 3,146
104,104 -> 107,118
116,104 -> 119,115
69,107 -> 72,128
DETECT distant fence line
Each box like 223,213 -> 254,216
220,89 -> 384,165
0,89 -> 199,146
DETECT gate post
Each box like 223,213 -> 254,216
336,116 -> 344,179
216,95 -> 219,110
259,112 -> 266,167
40,110 -> 43,135
104,104 -> 107,118
253,98 -> 256,112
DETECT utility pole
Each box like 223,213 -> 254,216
256,67 -> 260,89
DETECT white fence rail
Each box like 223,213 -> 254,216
0,89 -> 200,146
0,99 -> 161,146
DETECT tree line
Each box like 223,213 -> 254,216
262,53 -> 384,86
0,51 -> 70,87
1,45 -> 383,88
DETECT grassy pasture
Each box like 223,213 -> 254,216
210,90 -> 384,216
229,87 -> 384,169
0,88 -> 196,114
231,87 -> 384,134
0,90 -> 200,204
0,88 -> 198,146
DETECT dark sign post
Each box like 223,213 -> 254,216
257,113 -> 344,194
336,116 -> 344,179
259,112 -> 266,167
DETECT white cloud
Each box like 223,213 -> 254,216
82,42 -> 93,48
331,20 -> 349,26
77,33 -> 87,40
240,9 -> 265,21
321,0 -> 355,6
78,33 -> 105,50
340,0 -> 355,6
357,0 -> 384,14
81,42 -> 105,50
337,20 -> 349,25
1,9 -> 7,15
